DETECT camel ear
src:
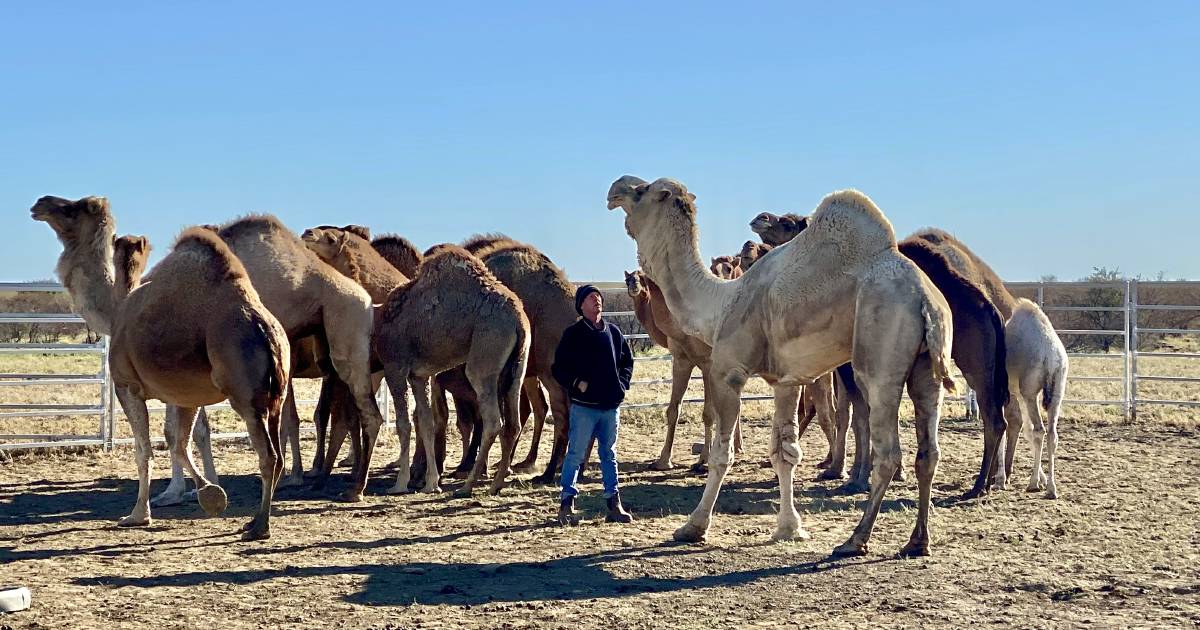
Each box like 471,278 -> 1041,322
134,236 -> 150,254
82,196 -> 109,215
632,182 -> 650,200
687,192 -> 696,202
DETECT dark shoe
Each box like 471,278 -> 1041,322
557,496 -> 576,526
606,493 -> 633,523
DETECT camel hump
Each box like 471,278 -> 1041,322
371,234 -> 423,276
461,232 -> 521,256
808,189 -> 897,257
216,213 -> 290,240
173,227 -> 249,282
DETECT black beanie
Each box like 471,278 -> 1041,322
575,284 -> 601,315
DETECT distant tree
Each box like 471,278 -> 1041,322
1078,267 -> 1125,352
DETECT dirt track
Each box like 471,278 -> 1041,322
2,414 -> 1199,629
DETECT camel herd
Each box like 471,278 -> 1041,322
29,177 -> 1068,556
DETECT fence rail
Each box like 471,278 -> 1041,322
3,279 -> 1198,451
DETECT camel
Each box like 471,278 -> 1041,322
737,240 -> 774,272
995,299 -> 1067,498
709,255 -> 742,279
750,211 -> 808,247
748,215 -> 1011,499
623,269 -> 733,470
302,226 -> 407,303
213,215 -> 386,502
373,245 -> 530,496
371,234 -> 423,278
32,196 -> 290,540
610,177 -> 955,557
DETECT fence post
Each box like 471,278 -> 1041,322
1122,280 -> 1132,422
1129,280 -> 1139,421
100,335 -> 113,450
1036,283 -> 1045,308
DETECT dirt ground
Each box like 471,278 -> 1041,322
2,411 -> 1199,629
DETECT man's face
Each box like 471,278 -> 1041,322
582,291 -> 603,320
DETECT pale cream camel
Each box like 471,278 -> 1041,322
32,196 -> 290,540
995,298 -> 1067,498
373,246 -> 530,496
610,177 -> 955,557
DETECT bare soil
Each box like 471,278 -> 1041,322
2,410 -> 1199,629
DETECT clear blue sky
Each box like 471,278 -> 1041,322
3,2 -> 1197,283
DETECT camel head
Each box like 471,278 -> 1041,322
113,234 -> 151,267
750,212 -> 809,245
614,177 -> 698,243
624,270 -> 646,297
710,255 -> 741,279
300,227 -> 347,264
738,240 -> 773,271
749,212 -> 779,235
30,195 -> 114,244
606,175 -> 649,211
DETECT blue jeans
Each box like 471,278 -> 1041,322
560,404 -> 620,500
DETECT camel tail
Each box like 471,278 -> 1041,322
920,294 -> 957,394
250,311 -> 290,422
499,320 -> 530,429
1043,367 -> 1067,412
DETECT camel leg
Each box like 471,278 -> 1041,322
814,376 -> 838,469
1044,390 -> 1061,499
307,376 -> 335,477
693,367 -> 717,473
655,357 -> 694,471
458,370 -> 503,497
230,398 -> 281,541
673,367 -> 743,543
113,386 -> 154,528
513,377 -> 548,473
1022,392 -> 1047,493
534,384 -> 571,486
343,377 -> 383,501
841,385 -> 872,493
193,408 -> 219,487
151,408 -> 188,507
832,375 -> 904,558
165,405 -> 227,517
383,365 -> 415,494
961,354 -> 1009,499
276,382 -> 306,488
407,375 -> 443,494
823,368 -> 852,480
995,397 -> 1023,491
768,384 -> 807,542
487,359 -> 524,496
899,354 -> 942,558
310,392 -> 350,493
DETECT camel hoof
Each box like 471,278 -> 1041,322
689,462 -> 709,476
117,514 -> 151,528
815,458 -> 833,469
336,457 -> 356,468
1044,486 -> 1059,500
303,468 -> 323,479
451,469 -> 472,480
672,522 -> 708,543
531,473 -> 556,486
837,480 -> 869,495
488,485 -> 503,497
831,540 -> 868,558
511,462 -> 537,474
337,490 -> 364,503
383,484 -> 412,496
898,540 -> 930,558
275,474 -> 305,490
961,486 -> 988,500
650,459 -> 674,471
771,525 -> 810,542
241,522 -> 271,541
421,484 -> 443,495
150,491 -> 187,508
197,485 -> 228,516
817,468 -> 847,481
452,487 -> 473,499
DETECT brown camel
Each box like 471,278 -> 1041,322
623,269 -> 740,470
372,234 -> 424,278
32,196 -> 290,540
709,255 -> 743,279
373,245 -> 530,496
612,177 -> 955,557
737,240 -> 774,271
214,215 -> 386,502
750,211 -> 809,246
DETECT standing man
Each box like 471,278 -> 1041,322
552,284 -> 635,525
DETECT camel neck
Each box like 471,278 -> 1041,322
637,216 -> 729,344
56,231 -> 117,336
